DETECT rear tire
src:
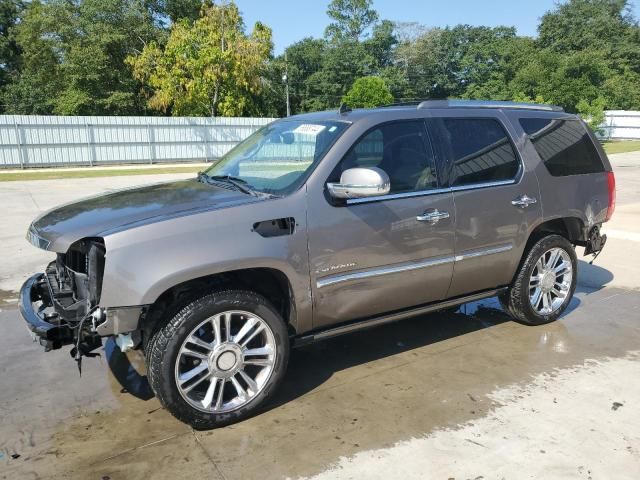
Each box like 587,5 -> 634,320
500,234 -> 577,325
146,290 -> 289,429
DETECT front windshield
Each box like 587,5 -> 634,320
204,120 -> 349,195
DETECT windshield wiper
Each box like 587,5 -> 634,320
200,173 -> 273,198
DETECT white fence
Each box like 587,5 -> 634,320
0,115 -> 276,169
598,111 -> 640,140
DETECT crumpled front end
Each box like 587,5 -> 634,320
20,238 -> 107,356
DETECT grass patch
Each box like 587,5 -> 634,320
602,140 -> 640,155
0,165 -> 201,182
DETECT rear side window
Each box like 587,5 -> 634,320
519,118 -> 605,176
429,118 -> 520,187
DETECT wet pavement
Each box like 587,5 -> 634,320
1,154 -> 640,479
1,274 -> 639,479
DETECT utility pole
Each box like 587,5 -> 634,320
283,52 -> 291,117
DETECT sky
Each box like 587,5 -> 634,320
234,0 -> 640,55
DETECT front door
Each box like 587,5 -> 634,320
426,114 -> 542,298
307,120 -> 456,328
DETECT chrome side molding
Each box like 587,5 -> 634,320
316,243 -> 514,289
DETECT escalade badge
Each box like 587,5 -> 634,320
315,263 -> 357,274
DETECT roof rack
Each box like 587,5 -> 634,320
415,99 -> 564,112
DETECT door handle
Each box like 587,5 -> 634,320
511,194 -> 537,209
417,209 -> 450,224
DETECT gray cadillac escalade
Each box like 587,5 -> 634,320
20,100 -> 615,428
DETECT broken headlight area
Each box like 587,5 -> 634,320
26,238 -> 106,359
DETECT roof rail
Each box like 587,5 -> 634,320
416,99 -> 564,112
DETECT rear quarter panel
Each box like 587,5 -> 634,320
504,111 -> 610,233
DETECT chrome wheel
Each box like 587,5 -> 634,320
175,310 -> 277,414
529,247 -> 573,315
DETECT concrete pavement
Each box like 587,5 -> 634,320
0,153 -> 639,479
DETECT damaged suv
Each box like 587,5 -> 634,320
20,100 -> 615,429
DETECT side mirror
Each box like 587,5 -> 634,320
327,167 -> 391,200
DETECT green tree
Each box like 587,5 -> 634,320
302,39 -> 375,110
342,76 -> 393,107
163,0 -> 203,22
400,25 -> 524,100
577,96 -> 607,133
0,0 -> 23,102
2,0 -> 60,113
128,2 -> 273,116
4,0 -> 165,115
538,0 -> 636,54
279,37 -> 327,114
325,0 -> 379,41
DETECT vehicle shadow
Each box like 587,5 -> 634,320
576,259 -> 614,294
268,298 -> 513,412
104,337 -> 155,400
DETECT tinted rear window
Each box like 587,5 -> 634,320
429,118 -> 520,187
519,118 -> 604,176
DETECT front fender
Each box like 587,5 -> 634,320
99,193 -> 311,328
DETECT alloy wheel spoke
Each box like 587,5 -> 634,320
554,262 -> 571,275
233,317 -> 258,345
552,287 -> 566,299
179,363 -> 209,385
231,375 -> 247,402
224,313 -> 232,342
243,345 -> 273,357
239,370 -> 258,395
211,315 -> 222,346
201,377 -> 218,409
240,324 -> 265,348
181,346 -> 208,361
531,287 -> 542,309
183,371 -> 211,393
546,249 -> 561,270
542,292 -> 551,312
244,357 -> 273,367
214,379 -> 226,410
186,335 -> 213,352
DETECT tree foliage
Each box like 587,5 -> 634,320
325,0 -> 378,41
128,2 -> 272,116
1,0 -> 639,121
343,76 -> 393,107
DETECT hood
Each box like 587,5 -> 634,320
30,178 -> 262,252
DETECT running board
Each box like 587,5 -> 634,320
293,287 -> 507,347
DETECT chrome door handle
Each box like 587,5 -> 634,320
511,194 -> 537,209
417,209 -> 450,224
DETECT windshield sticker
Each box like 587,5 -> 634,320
293,124 -> 326,136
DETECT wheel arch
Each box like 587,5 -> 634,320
527,216 -> 587,247
142,267 -> 298,344
509,217 -> 585,285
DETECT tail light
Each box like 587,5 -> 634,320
605,171 -> 616,222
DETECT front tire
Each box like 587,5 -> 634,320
147,290 -> 289,429
500,234 -> 577,325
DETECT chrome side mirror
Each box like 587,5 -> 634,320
327,167 -> 391,200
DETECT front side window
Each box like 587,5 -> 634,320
335,121 -> 438,194
429,118 -> 520,187
204,120 -> 348,195
519,118 -> 605,176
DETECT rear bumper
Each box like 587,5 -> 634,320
19,273 -> 74,350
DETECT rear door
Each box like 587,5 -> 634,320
307,120 -> 456,328
426,112 -> 542,297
